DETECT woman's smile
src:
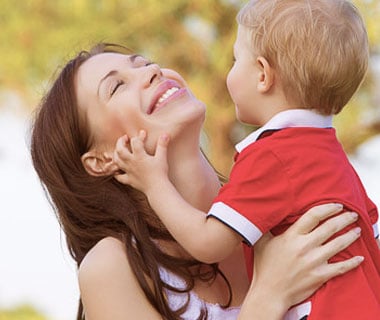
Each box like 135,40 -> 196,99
148,80 -> 187,115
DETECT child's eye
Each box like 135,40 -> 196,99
110,80 -> 124,97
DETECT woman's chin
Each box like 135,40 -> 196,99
182,99 -> 206,121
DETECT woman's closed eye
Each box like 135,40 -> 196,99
110,79 -> 124,97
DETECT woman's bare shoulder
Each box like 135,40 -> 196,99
78,237 -> 162,319
78,236 -> 129,282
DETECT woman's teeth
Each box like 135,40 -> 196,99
156,87 -> 179,106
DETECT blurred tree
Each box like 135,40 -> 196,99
333,0 -> 380,154
0,305 -> 47,320
0,0 -> 379,174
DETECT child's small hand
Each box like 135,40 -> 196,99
113,130 -> 170,194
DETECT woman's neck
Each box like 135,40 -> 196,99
160,129 -> 250,306
166,132 -> 220,212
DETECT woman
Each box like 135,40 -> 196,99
30,43 -> 362,320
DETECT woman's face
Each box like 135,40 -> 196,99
75,52 -> 205,154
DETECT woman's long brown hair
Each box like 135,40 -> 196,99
30,44 -> 231,319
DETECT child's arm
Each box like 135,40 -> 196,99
113,131 -> 242,263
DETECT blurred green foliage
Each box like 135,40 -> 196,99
0,305 -> 47,320
0,0 -> 379,173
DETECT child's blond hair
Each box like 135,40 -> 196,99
237,0 -> 369,115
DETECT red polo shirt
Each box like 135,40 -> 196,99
208,111 -> 380,319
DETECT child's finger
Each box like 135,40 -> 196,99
118,134 -> 129,146
114,172 -> 130,185
139,129 -> 147,141
115,135 -> 130,158
112,151 -> 124,169
130,135 -> 145,154
128,130 -> 147,154
155,134 -> 170,160
125,130 -> 146,154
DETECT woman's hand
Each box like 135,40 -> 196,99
238,203 -> 363,320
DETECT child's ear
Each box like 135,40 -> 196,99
81,149 -> 118,177
256,56 -> 274,93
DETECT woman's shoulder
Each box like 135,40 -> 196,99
77,240 -> 163,319
78,237 -> 131,287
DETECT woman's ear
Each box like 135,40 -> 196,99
256,56 -> 274,93
81,150 -> 118,177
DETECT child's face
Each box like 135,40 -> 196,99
227,25 -> 262,125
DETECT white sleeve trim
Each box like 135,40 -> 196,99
374,223 -> 379,239
207,202 -> 263,246
284,302 -> 311,320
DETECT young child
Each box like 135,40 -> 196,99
114,0 -> 380,318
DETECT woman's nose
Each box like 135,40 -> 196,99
144,63 -> 163,88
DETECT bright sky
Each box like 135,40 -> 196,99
0,105 -> 379,320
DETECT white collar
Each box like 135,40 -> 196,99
235,109 -> 333,153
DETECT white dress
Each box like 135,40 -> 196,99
160,267 -> 241,319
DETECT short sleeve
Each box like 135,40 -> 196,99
208,145 -> 294,245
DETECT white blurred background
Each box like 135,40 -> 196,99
0,99 -> 78,320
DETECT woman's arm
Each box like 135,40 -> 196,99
78,237 -> 163,320
238,203 -> 363,320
